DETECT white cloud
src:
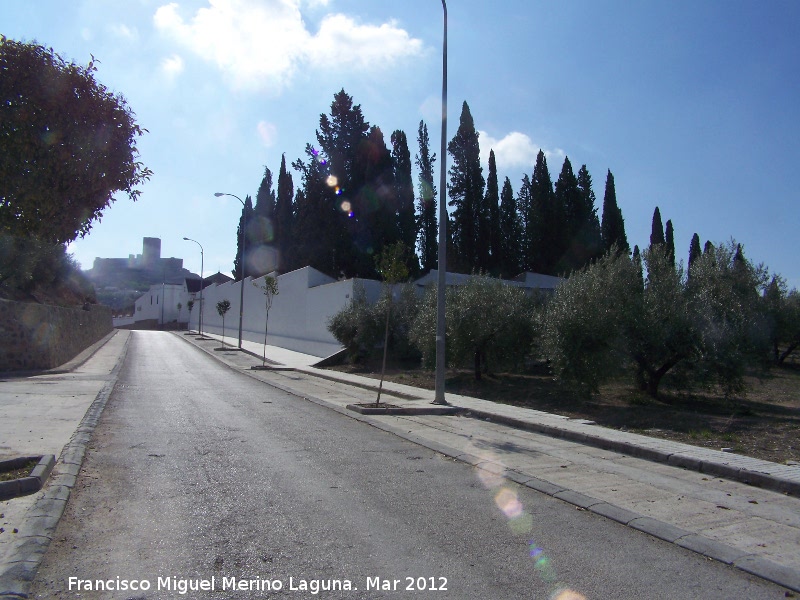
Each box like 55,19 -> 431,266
161,54 -> 185,79
306,14 -> 423,70
479,130 -> 565,174
110,24 -> 139,41
153,0 -> 424,93
257,121 -> 278,146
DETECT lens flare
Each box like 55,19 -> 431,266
340,201 -> 351,212
326,175 -> 338,187
550,588 -> 587,600
495,488 -> 523,519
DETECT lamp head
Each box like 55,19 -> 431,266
214,192 -> 225,197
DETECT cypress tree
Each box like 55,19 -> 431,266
555,156 -> 580,273
447,101 -> 485,273
530,151 -> 555,273
354,125 -> 398,277
688,233 -> 702,274
275,154 -> 294,273
650,206 -> 665,248
251,166 -> 276,277
600,170 -> 629,255
517,174 -> 534,271
665,219 -> 675,266
391,129 -> 418,274
498,176 -> 522,277
292,144 -> 345,276
485,150 -> 501,273
415,120 -> 437,272
232,195 -> 255,280
576,164 -> 602,264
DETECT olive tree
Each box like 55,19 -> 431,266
411,275 -> 537,381
542,250 -> 634,393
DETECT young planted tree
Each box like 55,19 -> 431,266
216,299 -> 231,346
254,276 -> 279,366
374,242 -> 410,404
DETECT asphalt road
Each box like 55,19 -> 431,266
30,331 -> 786,599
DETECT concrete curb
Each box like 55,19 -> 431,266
464,408 -> 800,498
0,331 -> 131,600
0,456 -> 55,502
176,332 -> 800,594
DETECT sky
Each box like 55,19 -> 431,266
2,0 -> 799,289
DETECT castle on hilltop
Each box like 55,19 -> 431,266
88,237 -> 191,286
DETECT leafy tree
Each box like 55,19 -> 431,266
0,37 -> 151,243
542,249 -> 634,394
275,154 -> 294,273
327,282 -> 380,362
232,195 -> 255,280
600,170 -> 629,255
762,275 -> 800,365
685,241 -> 769,396
254,275 -> 279,366
216,299 -> 232,346
498,176 -> 522,278
0,235 -> 94,304
650,206 -> 665,247
327,281 -> 419,365
447,101 -> 485,273
485,150 -> 501,274
411,275 -> 536,380
415,121 -> 438,272
625,246 -> 695,397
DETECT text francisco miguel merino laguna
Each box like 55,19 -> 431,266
68,575 -> 450,594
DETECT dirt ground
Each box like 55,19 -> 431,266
327,360 -> 800,465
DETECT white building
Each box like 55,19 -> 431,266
121,265 -> 562,359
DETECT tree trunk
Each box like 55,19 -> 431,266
376,301 -> 391,405
474,349 -> 482,381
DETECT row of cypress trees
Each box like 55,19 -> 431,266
232,91 -> 632,282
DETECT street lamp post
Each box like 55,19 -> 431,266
433,0 -> 448,405
215,192 -> 246,350
183,237 -> 204,336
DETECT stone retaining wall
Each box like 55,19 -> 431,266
0,299 -> 113,371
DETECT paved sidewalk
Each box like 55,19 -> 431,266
184,331 -> 800,593
0,329 -> 130,596
1,329 -> 798,596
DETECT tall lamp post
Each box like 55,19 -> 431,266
183,237 -> 204,336
215,192 -> 247,350
433,0 -> 448,405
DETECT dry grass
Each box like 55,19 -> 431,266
327,359 -> 800,465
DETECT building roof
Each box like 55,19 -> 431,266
185,272 -> 233,293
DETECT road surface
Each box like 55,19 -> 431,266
30,331 -> 785,598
